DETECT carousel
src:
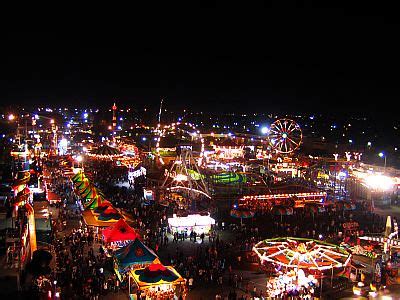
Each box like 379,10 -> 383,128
87,144 -> 123,160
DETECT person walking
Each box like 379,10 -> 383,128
188,277 -> 194,291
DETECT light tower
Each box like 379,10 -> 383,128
112,102 -> 117,130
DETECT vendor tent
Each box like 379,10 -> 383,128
271,205 -> 293,216
98,206 -> 121,221
71,171 -> 87,183
335,201 -> 356,211
80,186 -> 100,201
304,203 -> 325,214
85,194 -> 107,210
79,185 -> 95,198
114,239 -> 158,273
102,218 -> 140,243
93,199 -> 113,214
130,262 -> 185,289
75,178 -> 90,190
230,208 -> 255,219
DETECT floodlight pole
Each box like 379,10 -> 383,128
320,271 -> 323,298
384,156 -> 387,172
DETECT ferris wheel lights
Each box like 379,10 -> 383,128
269,119 -> 302,154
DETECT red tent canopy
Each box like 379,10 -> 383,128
102,218 -> 141,243
98,199 -> 112,208
103,206 -> 119,215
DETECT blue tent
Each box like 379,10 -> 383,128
114,239 -> 158,273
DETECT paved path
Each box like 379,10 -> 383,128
374,206 -> 400,220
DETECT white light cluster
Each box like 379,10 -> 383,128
364,174 -> 395,191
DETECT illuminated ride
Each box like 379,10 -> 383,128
237,185 -> 327,212
87,144 -> 123,160
269,119 -> 302,154
253,237 -> 351,271
350,217 -> 400,293
359,216 -> 400,256
155,122 -> 205,165
254,238 -> 351,299
160,148 -> 211,211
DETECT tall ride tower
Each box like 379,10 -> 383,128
112,102 -> 117,130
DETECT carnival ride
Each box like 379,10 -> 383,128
269,118 -> 302,154
155,122 -> 205,165
86,143 -> 141,168
359,216 -> 400,253
87,144 -> 122,159
253,237 -> 351,271
159,148 -> 211,210
237,182 -> 327,211
253,237 -> 351,298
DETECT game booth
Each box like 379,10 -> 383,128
128,262 -> 186,299
70,171 -> 127,238
102,218 -> 141,255
167,213 -> 215,235
113,238 -> 159,281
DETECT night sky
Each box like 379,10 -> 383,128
1,4 -> 399,117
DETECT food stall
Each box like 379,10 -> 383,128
168,213 -> 215,235
113,238 -> 158,280
102,218 -> 140,252
128,262 -> 186,299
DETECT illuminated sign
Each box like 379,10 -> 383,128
179,145 -> 192,150
144,189 -> 154,201
128,167 -> 147,181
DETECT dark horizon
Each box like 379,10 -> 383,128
2,5 -> 400,119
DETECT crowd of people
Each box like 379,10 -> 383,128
22,156 -> 389,300
53,227 -> 119,300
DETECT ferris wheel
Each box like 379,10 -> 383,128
269,119 -> 302,154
